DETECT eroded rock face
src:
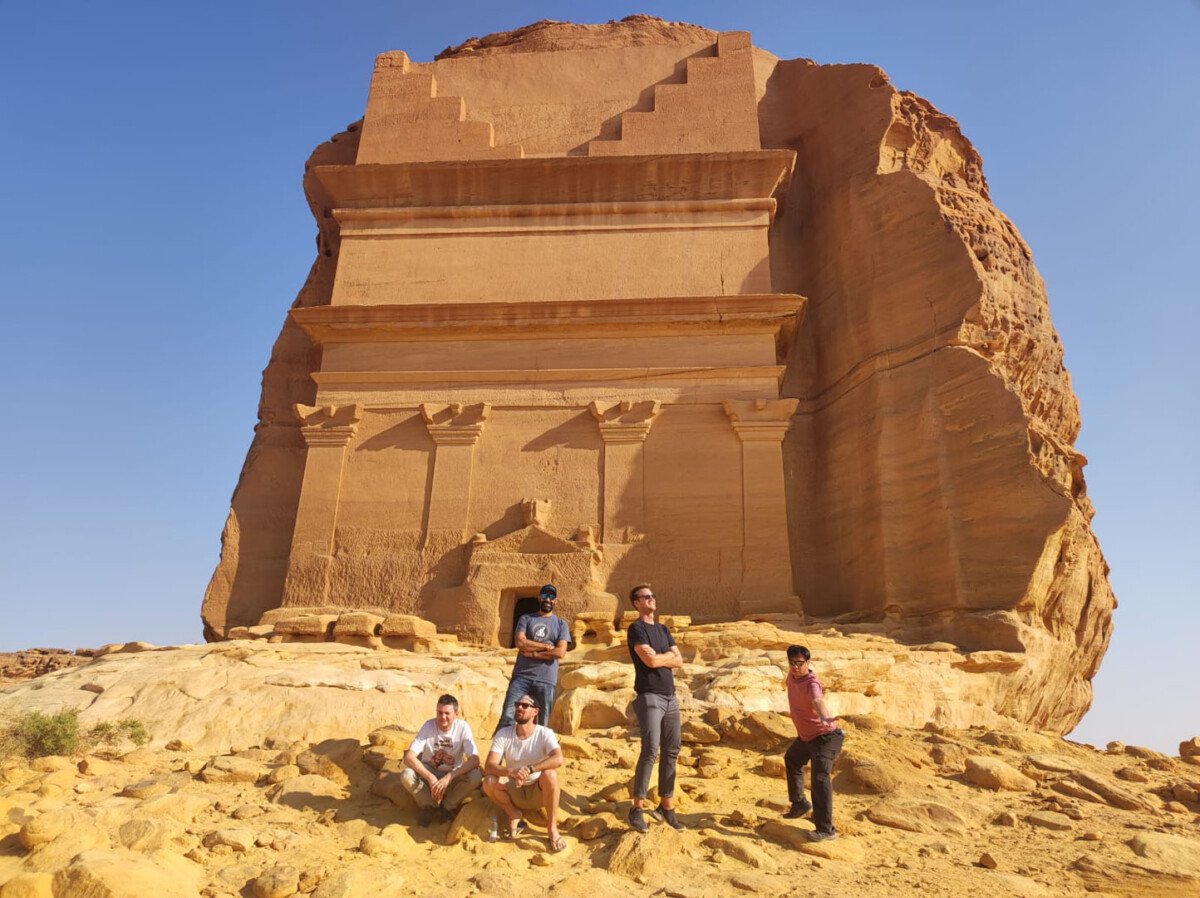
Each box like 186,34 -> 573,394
201,16 -> 1112,733
1,638 -> 1197,898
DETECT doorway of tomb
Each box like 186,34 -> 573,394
508,596 -> 540,647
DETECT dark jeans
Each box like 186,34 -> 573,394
785,729 -> 844,834
631,692 -> 681,800
496,675 -> 556,731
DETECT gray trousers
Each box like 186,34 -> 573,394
631,692 -> 681,800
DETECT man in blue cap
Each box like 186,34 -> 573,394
495,584 -> 570,731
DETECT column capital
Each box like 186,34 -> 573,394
296,404 -> 362,448
589,400 -> 662,443
722,399 -> 798,442
421,402 -> 491,446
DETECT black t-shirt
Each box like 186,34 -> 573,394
627,619 -> 676,696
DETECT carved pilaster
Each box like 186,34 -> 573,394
722,399 -> 800,615
590,400 -> 662,543
420,403 -> 491,541
282,404 -> 363,607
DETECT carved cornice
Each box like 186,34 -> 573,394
590,400 -> 662,443
309,150 -> 795,212
722,399 -> 798,442
295,404 -> 363,448
420,402 -> 491,446
291,294 -> 805,358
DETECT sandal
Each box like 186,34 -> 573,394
548,833 -> 567,852
507,819 -> 527,840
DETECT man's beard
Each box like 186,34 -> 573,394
539,601 -> 555,613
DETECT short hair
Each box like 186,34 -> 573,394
436,694 -> 459,710
786,645 -> 811,662
629,582 -> 653,605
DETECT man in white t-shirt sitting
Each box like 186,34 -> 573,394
482,693 -> 566,852
400,693 -> 483,826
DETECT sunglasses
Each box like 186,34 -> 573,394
634,593 -> 656,601
788,659 -> 809,667
514,702 -> 538,710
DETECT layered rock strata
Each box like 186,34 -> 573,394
202,17 -> 1112,732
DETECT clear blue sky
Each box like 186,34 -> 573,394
2,2 -> 1196,753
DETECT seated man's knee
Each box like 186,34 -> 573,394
539,769 -> 558,789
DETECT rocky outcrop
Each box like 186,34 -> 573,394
1,640 -> 1197,897
0,650 -> 91,685
202,17 -> 1113,733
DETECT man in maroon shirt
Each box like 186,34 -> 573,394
783,644 -> 844,841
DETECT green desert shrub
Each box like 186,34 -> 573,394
0,711 -> 151,759
89,718 -> 149,747
5,708 -> 82,758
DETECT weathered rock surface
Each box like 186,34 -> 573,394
0,650 -> 90,685
200,15 -> 1113,735
3,636 -> 1195,897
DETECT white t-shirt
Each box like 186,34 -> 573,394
489,725 -> 561,783
408,718 -> 479,774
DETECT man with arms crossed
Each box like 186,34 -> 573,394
496,584 -> 569,730
482,693 -> 567,852
400,693 -> 482,826
626,583 -> 685,832
782,644 -> 844,841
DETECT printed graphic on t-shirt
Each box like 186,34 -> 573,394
527,620 -> 553,644
428,733 -> 456,770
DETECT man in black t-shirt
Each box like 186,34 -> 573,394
625,582 -> 685,832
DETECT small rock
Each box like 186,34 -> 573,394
964,756 -> 1036,791
978,852 -> 998,869
1180,736 -> 1200,759
1124,744 -> 1164,760
120,778 -> 173,800
77,757 -> 114,776
166,739 -> 194,752
0,872 -> 54,898
993,811 -> 1018,826
761,756 -> 785,777
1026,810 -> 1073,831
1171,783 -> 1199,803
253,865 -> 300,898
204,828 -> 257,852
1114,766 -> 1150,783
200,756 -> 267,784
267,764 -> 300,784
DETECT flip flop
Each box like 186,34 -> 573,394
507,820 -> 527,840
548,834 -> 567,852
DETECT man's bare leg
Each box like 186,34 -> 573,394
540,769 -> 564,849
482,776 -> 523,833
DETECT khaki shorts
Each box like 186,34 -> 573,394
504,778 -> 545,811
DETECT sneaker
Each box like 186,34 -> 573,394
628,806 -> 649,833
783,799 -> 812,819
809,829 -> 838,842
417,807 -> 436,827
653,805 -> 685,830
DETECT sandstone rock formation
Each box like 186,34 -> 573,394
0,650 -> 91,686
201,17 -> 1113,733
3,636 -> 1197,898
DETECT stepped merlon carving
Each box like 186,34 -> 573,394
588,31 -> 759,156
356,51 -> 523,164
